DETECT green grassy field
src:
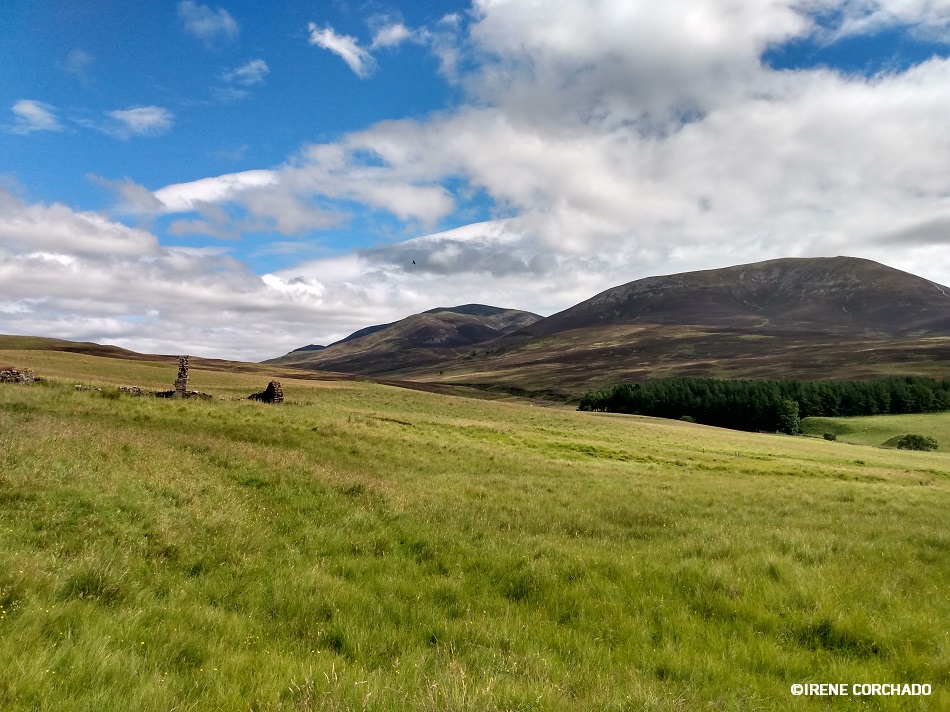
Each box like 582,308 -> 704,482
1,351 -> 948,710
802,412 -> 950,452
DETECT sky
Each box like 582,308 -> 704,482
3,0 -> 950,361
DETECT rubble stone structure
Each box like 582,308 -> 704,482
0,368 -> 36,383
248,380 -> 284,404
174,356 -> 189,395
154,356 -> 209,399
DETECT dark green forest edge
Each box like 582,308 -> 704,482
578,376 -> 950,435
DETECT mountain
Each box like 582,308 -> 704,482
517,256 -> 950,337
364,257 -> 950,395
269,304 -> 543,374
271,257 -> 950,396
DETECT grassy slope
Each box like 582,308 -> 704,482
0,352 -> 948,710
803,412 -> 950,452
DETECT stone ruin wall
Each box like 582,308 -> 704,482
3,357 -> 279,403
248,380 -> 283,404
0,368 -> 36,384
175,356 -> 189,395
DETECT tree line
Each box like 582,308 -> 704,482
577,376 -> 950,434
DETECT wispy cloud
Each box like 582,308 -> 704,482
178,1 -> 239,45
9,100 -> 62,134
107,106 -> 174,137
307,23 -> 376,78
222,59 -> 269,85
214,59 -> 270,101
61,48 -> 94,84
88,175 -> 166,215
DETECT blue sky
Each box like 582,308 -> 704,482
1,1 -> 475,268
3,1 -> 950,359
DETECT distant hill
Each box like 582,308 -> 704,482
268,304 -> 543,374
357,257 -> 950,395
289,344 -> 326,353
0,334 -> 154,360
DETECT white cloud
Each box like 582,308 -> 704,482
371,22 -> 413,49
150,145 -> 454,233
0,190 -> 357,360
0,189 -> 156,257
818,0 -> 950,41
148,0 -> 950,289
154,170 -> 278,211
107,106 -> 174,137
9,100 -> 62,134
223,59 -> 269,86
307,22 -> 376,78
16,0 -> 950,360
178,1 -> 239,44
240,190 -> 342,235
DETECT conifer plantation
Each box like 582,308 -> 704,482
579,376 -> 950,434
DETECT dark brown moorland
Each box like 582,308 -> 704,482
268,256 -> 950,397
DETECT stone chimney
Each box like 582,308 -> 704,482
174,356 -> 189,395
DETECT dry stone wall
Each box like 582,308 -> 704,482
248,381 -> 284,404
0,368 -> 36,383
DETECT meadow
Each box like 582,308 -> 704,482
0,350 -> 948,710
802,412 -> 950,452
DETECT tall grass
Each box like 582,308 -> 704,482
0,357 -> 948,710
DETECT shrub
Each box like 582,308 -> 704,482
679,415 -> 696,423
895,433 -> 938,451
823,432 -> 837,441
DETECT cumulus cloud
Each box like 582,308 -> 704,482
178,1 -> 239,44
30,0 -> 950,358
0,189 -> 156,257
107,106 -> 174,137
9,100 -> 62,134
308,23 -> 376,77
150,0 -> 950,292
0,190 -> 358,360
240,190 -> 342,235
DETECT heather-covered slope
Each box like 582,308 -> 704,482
269,304 -> 542,374
516,256 -> 950,338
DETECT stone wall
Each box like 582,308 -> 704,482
248,380 -> 284,404
0,368 -> 36,384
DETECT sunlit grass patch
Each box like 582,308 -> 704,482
0,354 -> 948,709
